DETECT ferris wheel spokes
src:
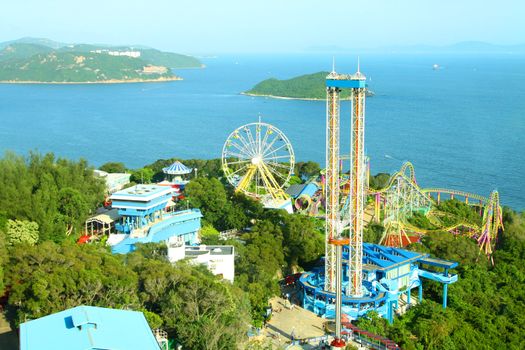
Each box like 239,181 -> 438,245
222,121 -> 294,202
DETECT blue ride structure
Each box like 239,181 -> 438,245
299,243 -> 458,323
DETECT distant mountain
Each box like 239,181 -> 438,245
305,41 -> 525,54
0,43 -> 54,62
0,37 -> 66,50
244,71 -> 373,100
0,38 -> 203,83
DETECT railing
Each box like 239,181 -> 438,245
342,322 -> 401,350
153,329 -> 169,350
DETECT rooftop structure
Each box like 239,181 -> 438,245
163,161 -> 192,175
109,209 -> 202,254
162,160 -> 192,187
167,240 -> 235,282
110,184 -> 176,235
20,306 -> 160,350
103,184 -> 201,254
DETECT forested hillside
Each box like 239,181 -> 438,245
0,38 -> 202,83
0,152 -> 523,349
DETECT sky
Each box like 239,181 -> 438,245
1,0 -> 524,54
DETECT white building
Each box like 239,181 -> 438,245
167,237 -> 235,282
93,170 -> 131,193
107,50 -> 141,58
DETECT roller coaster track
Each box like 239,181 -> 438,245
371,162 -> 418,196
421,188 -> 488,204
401,220 -> 480,235
371,162 -> 503,259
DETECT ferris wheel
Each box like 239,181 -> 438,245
222,121 -> 295,200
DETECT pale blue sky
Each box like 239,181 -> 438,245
1,0 -> 523,53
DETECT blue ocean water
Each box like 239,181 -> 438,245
0,54 -> 524,210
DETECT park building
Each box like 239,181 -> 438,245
93,169 -> 131,193
103,184 -> 201,254
20,306 -> 163,350
167,236 -> 235,282
84,184 -> 235,282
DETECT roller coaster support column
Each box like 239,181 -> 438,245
437,192 -> 441,205
407,287 -> 411,305
443,284 -> 448,309
374,193 -> 381,223
419,282 -> 423,302
479,200 -> 483,216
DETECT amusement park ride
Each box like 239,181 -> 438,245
372,162 -> 504,263
222,121 -> 295,213
301,62 -> 502,349
221,62 -> 503,349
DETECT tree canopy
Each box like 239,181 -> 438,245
0,152 -> 105,242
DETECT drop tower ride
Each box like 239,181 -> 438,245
325,63 -> 367,348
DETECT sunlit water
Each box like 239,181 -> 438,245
0,53 -> 524,210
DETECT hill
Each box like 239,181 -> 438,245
0,37 -> 66,50
0,38 -> 203,83
244,71 -> 373,100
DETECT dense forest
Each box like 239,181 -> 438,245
1,152 -> 524,349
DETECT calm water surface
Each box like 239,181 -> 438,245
0,54 -> 524,210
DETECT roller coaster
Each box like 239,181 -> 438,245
371,162 -> 504,261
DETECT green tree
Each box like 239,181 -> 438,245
5,219 -> 39,246
200,225 -> 220,244
299,161 -> 321,179
57,187 -> 90,236
99,162 -> 127,173
130,167 -> 154,184
5,242 -> 139,327
0,151 -> 105,243
127,252 -> 250,349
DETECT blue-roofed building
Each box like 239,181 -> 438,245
106,185 -> 202,254
20,306 -> 161,350
162,161 -> 192,188
299,243 -> 458,323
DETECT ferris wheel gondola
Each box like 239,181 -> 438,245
222,121 -> 294,211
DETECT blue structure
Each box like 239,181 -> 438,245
20,306 -> 160,350
162,160 -> 192,175
299,243 -> 458,323
108,185 -> 202,254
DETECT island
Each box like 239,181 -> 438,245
0,38 -> 203,83
243,71 -> 374,100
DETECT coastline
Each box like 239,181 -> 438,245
241,92 -> 352,101
0,76 -> 183,85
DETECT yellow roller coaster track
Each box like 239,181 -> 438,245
371,162 -> 503,260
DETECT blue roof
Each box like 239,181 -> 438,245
111,185 -> 174,201
344,243 -> 429,271
163,161 -> 192,175
20,306 -> 160,350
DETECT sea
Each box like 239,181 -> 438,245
0,53 -> 524,210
